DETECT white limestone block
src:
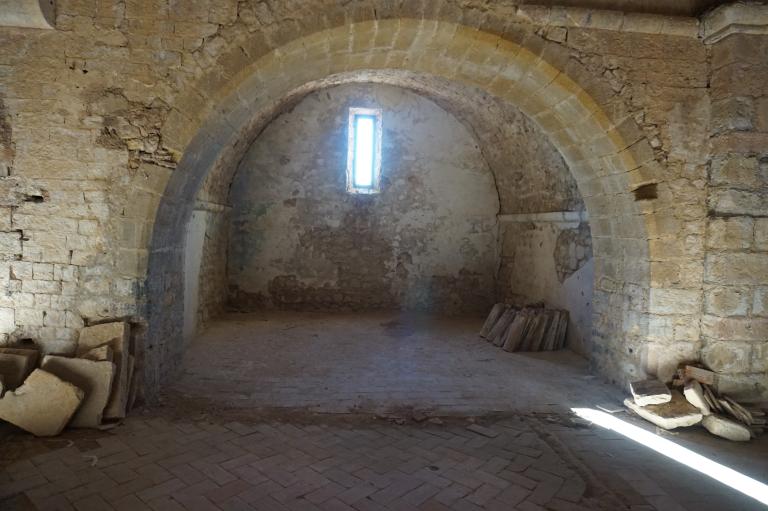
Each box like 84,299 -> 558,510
0,369 -> 83,436
41,356 -> 115,428
77,321 -> 130,419
629,379 -> 672,406
702,414 -> 751,442
683,380 -> 711,415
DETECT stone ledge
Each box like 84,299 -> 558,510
498,211 -> 588,226
701,1 -> 768,44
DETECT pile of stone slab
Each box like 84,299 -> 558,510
623,365 -> 766,442
479,303 -> 569,352
0,321 -> 135,437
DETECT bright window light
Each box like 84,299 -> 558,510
572,408 -> 768,506
347,107 -> 382,194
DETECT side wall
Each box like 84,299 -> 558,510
227,83 -> 500,314
703,33 -> 768,399
499,217 -> 593,356
183,203 -> 228,340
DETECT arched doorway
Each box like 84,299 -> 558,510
144,19 -> 658,399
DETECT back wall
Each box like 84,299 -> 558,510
227,83 -> 500,313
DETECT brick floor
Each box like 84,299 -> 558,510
170,312 -> 622,415
2,411 -> 765,511
1,312 -> 766,510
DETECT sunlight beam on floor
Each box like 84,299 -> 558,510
572,407 -> 768,506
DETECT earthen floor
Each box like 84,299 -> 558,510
1,312 -> 766,511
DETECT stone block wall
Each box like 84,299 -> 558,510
0,1 -> 763,398
703,32 -> 768,399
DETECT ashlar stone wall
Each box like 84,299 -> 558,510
0,1 -> 765,399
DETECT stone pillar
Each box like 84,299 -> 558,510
702,3 -> 768,399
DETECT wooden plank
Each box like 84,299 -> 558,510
684,365 -> 715,385
488,309 -> 516,345
521,311 -> 548,352
540,310 -> 559,351
480,303 -> 507,338
556,311 -> 569,350
501,312 -> 531,352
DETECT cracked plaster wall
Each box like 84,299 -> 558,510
226,83 -> 500,314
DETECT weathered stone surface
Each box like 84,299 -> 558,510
0,0 -> 764,404
80,345 -> 113,363
683,380 -> 711,415
77,321 -> 130,419
77,322 -> 128,354
41,356 -> 115,428
0,348 -> 39,390
702,414 -> 751,441
624,391 -> 703,430
630,379 -> 671,406
0,369 -> 84,436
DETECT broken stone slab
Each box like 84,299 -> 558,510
77,321 -> 129,355
0,369 -> 84,436
724,396 -> 753,425
126,354 -> 137,413
684,365 -> 715,385
702,414 -> 751,442
41,356 -> 115,428
79,345 -> 113,363
77,321 -> 130,420
0,348 -> 40,390
624,391 -> 702,430
629,379 -> 671,406
683,380 -> 711,416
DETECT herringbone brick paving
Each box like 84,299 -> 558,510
2,410 -> 764,511
0,412 -> 617,511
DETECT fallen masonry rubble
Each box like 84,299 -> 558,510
0,321 -> 135,436
621,364 -> 766,442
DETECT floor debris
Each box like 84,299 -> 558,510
702,414 -> 751,442
630,379 -> 672,406
480,303 -> 569,352
624,391 -> 702,430
0,369 -> 84,436
0,347 -> 39,390
41,356 -> 115,428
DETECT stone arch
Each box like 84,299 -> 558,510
144,19 -> 661,396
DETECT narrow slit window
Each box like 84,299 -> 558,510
347,107 -> 382,194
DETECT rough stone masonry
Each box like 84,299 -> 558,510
0,1 -> 766,401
